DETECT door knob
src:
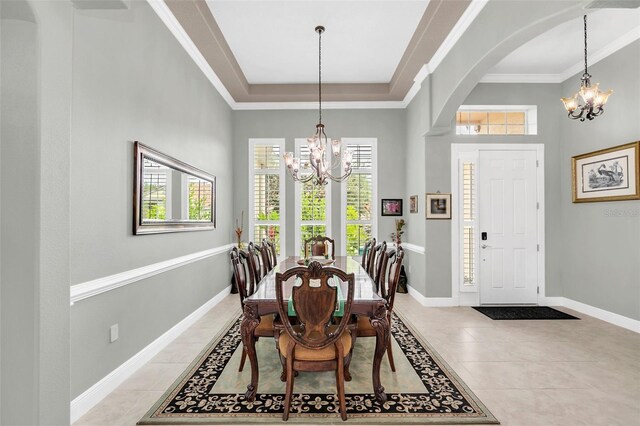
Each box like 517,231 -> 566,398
481,244 -> 491,249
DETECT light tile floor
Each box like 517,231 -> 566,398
74,294 -> 640,426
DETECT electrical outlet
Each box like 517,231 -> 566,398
110,324 -> 119,343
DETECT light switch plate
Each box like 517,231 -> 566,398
110,324 -> 119,343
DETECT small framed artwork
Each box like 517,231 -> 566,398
572,141 -> 639,203
426,193 -> 451,219
409,195 -> 418,213
381,199 -> 403,216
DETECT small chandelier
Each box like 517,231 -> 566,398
283,26 -> 353,186
560,15 -> 613,121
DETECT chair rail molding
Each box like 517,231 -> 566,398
70,243 -> 236,305
399,242 -> 425,255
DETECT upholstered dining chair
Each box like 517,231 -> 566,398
303,236 -> 335,259
361,238 -> 375,271
353,247 -> 404,372
275,262 -> 355,421
230,248 -> 275,372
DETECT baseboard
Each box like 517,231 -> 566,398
541,296 -> 640,333
407,285 -> 458,307
70,285 -> 231,423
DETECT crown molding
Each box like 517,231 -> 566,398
558,25 -> 640,82
233,101 -> 406,111
480,25 -> 640,84
146,0 -> 237,109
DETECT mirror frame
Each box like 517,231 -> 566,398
133,141 -> 216,235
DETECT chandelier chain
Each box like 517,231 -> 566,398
583,15 -> 588,75
318,27 -> 322,125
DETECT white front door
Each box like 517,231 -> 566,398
479,150 -> 538,304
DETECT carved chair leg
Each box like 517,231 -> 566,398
283,355 -> 295,421
336,349 -> 347,421
238,346 -> 247,372
386,339 -> 396,372
279,354 -> 287,382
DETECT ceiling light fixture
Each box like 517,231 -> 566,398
560,15 -> 613,121
283,26 -> 353,185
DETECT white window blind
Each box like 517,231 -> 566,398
249,140 -> 285,255
462,162 -> 475,285
294,140 -> 331,256
341,139 -> 377,256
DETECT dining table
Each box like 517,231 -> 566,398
240,256 -> 391,404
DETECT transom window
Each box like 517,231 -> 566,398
249,139 -> 285,256
456,105 -> 537,135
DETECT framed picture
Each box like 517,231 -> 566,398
381,199 -> 403,216
409,195 -> 418,213
426,193 -> 451,219
572,141 -> 639,203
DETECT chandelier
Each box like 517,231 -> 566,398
560,15 -> 613,121
283,26 -> 353,185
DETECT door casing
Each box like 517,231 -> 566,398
451,144 -> 545,306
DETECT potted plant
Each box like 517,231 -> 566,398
389,218 -> 406,246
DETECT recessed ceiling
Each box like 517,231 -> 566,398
164,0 -> 471,103
207,1 -> 429,84
486,9 -> 640,77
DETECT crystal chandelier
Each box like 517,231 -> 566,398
560,15 -> 613,121
283,26 -> 353,186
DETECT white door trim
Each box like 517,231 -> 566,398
451,143 -> 545,306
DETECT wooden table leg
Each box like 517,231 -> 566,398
241,304 -> 260,401
370,304 -> 389,404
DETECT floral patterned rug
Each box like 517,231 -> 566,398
138,310 -> 498,424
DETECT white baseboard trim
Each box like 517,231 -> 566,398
70,285 -> 231,423
407,285 -> 458,307
70,243 -> 235,305
540,296 -> 640,333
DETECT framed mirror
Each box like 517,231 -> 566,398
134,141 -> 216,235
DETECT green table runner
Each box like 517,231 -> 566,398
287,276 -> 345,317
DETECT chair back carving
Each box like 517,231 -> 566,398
246,242 -> 264,284
263,238 -> 278,269
385,247 -> 405,313
365,239 -> 379,277
361,239 -> 373,269
303,236 -> 335,259
275,262 -> 354,350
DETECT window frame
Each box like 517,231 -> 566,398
456,151 -> 479,293
293,139 -> 332,257
456,105 -> 538,136
248,138 -> 286,258
340,138 -> 378,257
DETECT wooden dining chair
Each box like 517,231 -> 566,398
303,236 -> 335,259
353,247 -> 404,372
256,241 -> 274,273
275,262 -> 355,421
365,240 -> 380,278
246,242 -> 265,284
262,238 -> 278,270
361,239 -> 375,270
230,248 -> 275,372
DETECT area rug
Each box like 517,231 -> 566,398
472,306 -> 579,320
138,310 -> 498,424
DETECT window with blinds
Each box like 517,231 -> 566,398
342,141 -> 376,256
295,141 -> 331,256
462,162 -> 475,286
249,140 -> 285,255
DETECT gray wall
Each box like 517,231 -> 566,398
233,109 -> 406,256
69,1 -> 233,399
1,0 -> 72,424
403,41 -> 639,320
559,41 -> 640,320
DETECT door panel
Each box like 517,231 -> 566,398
479,150 -> 538,304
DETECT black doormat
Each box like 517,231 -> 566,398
472,306 -> 579,320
